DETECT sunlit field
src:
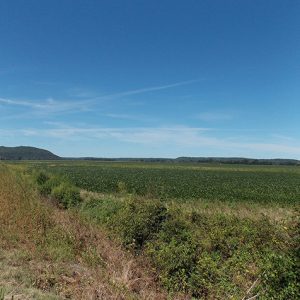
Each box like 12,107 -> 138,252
29,161 -> 300,204
1,161 -> 299,299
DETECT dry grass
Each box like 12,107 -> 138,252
0,165 -> 51,250
176,200 -> 297,223
0,164 -> 174,299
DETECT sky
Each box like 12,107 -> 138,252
0,0 -> 299,158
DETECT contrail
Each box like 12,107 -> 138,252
97,79 -> 202,99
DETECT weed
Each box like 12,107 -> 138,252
113,197 -> 168,249
51,183 -> 82,208
0,287 -> 5,300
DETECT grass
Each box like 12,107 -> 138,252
2,161 -> 299,299
0,164 -> 168,299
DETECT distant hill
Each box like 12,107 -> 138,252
67,156 -> 300,165
0,146 -> 60,160
1,146 -> 299,165
175,157 -> 300,165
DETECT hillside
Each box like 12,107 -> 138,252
68,156 -> 300,165
1,146 -> 299,165
175,157 -> 300,165
0,146 -> 60,160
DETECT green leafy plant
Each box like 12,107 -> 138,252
38,176 -> 61,196
35,171 -> 49,185
51,183 -> 82,208
80,197 -> 123,225
114,197 -> 168,249
260,253 -> 300,299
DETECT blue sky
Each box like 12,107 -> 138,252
0,0 -> 299,158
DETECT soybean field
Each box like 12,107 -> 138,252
30,161 -> 300,204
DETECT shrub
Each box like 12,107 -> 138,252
34,171 -> 83,209
38,176 -> 61,196
260,252 -> 300,299
35,171 -> 49,185
51,183 -> 82,209
146,216 -> 198,292
114,198 -> 168,249
145,206 -> 295,298
188,252 -> 221,297
80,197 -> 123,225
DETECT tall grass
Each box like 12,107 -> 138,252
0,164 -> 168,299
0,165 -> 52,249
0,287 -> 5,300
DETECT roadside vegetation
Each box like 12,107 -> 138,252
0,164 -> 168,299
78,192 -> 299,299
1,162 -> 299,299
29,162 -> 299,299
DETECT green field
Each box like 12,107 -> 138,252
3,161 -> 298,299
30,161 -> 300,204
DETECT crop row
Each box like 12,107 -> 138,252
31,162 -> 300,204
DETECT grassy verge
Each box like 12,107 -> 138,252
78,192 -> 299,299
9,166 -> 299,299
0,165 -> 168,299
151,207 -> 298,299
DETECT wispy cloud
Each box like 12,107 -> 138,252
271,134 -> 296,141
0,79 -> 200,119
195,112 -> 232,122
1,125 -> 299,157
0,97 -> 42,108
0,97 -> 91,115
67,87 -> 99,98
104,113 -> 156,122
0,126 -> 210,143
95,79 -> 202,100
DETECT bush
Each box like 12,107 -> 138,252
51,183 -> 82,209
148,235 -> 197,292
80,197 -> 123,225
35,171 -> 49,185
114,198 -> 168,249
145,206 -> 295,298
188,252 -> 222,297
260,252 -> 300,299
47,169 -> 297,299
146,216 -> 198,292
38,176 -> 61,196
34,172 -> 81,209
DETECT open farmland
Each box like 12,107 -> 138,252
2,161 -> 299,299
30,161 -> 300,205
